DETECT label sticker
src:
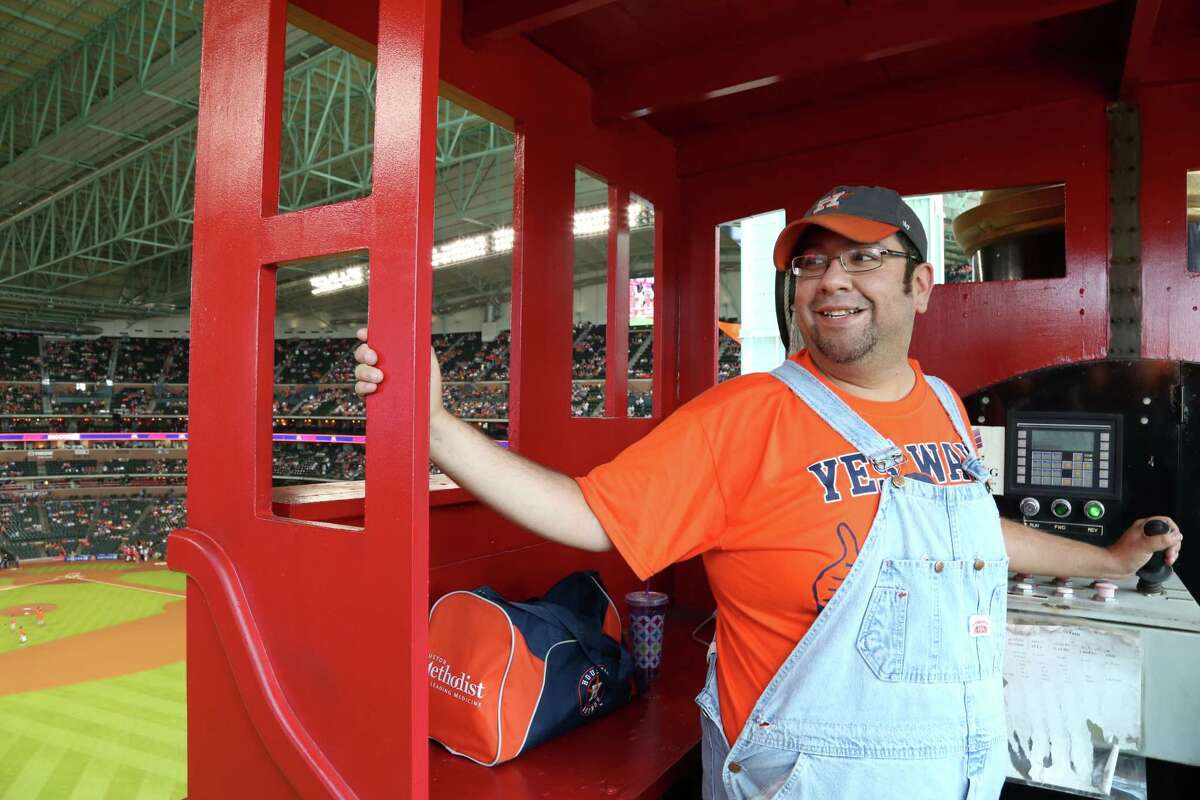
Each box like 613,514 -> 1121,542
969,615 -> 992,637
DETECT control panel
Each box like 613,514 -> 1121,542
1006,412 -> 1121,540
965,360 -> 1198,590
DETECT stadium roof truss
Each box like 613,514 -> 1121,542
0,0 -> 527,330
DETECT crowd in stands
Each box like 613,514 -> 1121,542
112,338 -> 176,382
439,331 -> 511,381
0,462 -> 37,478
291,388 -> 365,417
156,389 -> 188,413
572,323 -> 607,379
164,346 -> 188,382
572,384 -> 603,416
42,338 -> 115,382
0,492 -> 181,560
50,396 -> 108,414
272,443 -> 365,482
442,384 -> 507,419
112,388 -> 155,414
0,385 -> 40,414
718,335 -> 742,382
628,329 -> 653,378
1,330 -> 664,422
629,389 -> 652,417
276,338 -> 357,383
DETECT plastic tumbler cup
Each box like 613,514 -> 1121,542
625,590 -> 669,679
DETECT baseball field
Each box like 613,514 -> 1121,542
0,562 -> 187,799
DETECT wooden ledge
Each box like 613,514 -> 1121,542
430,610 -> 709,799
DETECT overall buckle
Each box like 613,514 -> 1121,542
869,447 -> 905,475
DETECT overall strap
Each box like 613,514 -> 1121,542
769,360 -> 905,475
924,375 -> 991,482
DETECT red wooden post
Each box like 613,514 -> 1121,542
605,185 -> 631,417
170,0 -> 442,796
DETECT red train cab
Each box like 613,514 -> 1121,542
172,1 -> 1200,798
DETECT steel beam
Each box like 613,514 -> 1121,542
0,38 -> 516,325
0,0 -> 204,170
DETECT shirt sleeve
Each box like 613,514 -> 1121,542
575,407 -> 727,581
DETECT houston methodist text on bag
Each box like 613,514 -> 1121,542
428,571 -> 643,765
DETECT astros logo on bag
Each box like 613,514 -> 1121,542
578,665 -> 607,716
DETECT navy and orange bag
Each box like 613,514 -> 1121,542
428,570 -> 642,765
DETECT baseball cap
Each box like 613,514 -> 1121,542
772,185 -> 928,270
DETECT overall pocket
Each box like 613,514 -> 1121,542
856,558 -> 1008,683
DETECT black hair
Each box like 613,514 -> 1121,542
895,231 -> 922,293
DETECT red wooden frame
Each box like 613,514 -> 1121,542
173,0 -> 1200,797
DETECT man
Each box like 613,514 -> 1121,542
354,186 -> 1182,799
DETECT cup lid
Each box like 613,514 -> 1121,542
625,590 -> 669,607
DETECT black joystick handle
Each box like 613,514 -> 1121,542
1136,519 -> 1173,588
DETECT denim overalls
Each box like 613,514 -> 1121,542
696,360 -> 1009,800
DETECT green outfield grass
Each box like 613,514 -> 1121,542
1,582 -> 180,655
119,571 -> 187,593
0,662 -> 186,799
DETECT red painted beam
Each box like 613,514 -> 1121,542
675,55 -> 1106,179
593,0 -> 1117,122
462,0 -> 616,45
1120,0 -> 1164,102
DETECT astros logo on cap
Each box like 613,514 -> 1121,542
813,191 -> 847,213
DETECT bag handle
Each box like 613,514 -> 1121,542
513,599 -> 635,682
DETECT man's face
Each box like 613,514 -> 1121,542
791,228 -> 933,367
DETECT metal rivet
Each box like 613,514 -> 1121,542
728,762 -> 743,773
891,475 -> 905,488
934,561 -> 945,573
974,559 -> 985,571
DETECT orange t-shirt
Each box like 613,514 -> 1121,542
576,350 -> 979,744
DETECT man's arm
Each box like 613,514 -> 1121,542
353,329 -> 612,553
1001,516 -> 1182,578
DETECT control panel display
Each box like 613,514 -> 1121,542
1008,413 -> 1121,498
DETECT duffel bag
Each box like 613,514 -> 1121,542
428,570 -> 641,765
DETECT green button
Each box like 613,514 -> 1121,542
1084,501 -> 1105,520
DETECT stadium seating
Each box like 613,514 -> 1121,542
0,384 -> 40,414
42,338 -> 115,382
718,335 -> 742,382
0,328 -> 675,552
0,332 -> 41,381
113,338 -> 177,382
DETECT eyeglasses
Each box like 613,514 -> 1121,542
789,247 -> 912,279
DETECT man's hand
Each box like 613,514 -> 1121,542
352,327 -> 445,419
1106,516 -> 1183,577
352,328 -> 382,397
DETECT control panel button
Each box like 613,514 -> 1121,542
1019,497 -> 1041,517
1051,498 -> 1072,518
1084,500 -> 1105,520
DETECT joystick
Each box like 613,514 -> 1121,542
1136,519 -> 1173,594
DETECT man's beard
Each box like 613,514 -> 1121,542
807,308 -> 879,364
